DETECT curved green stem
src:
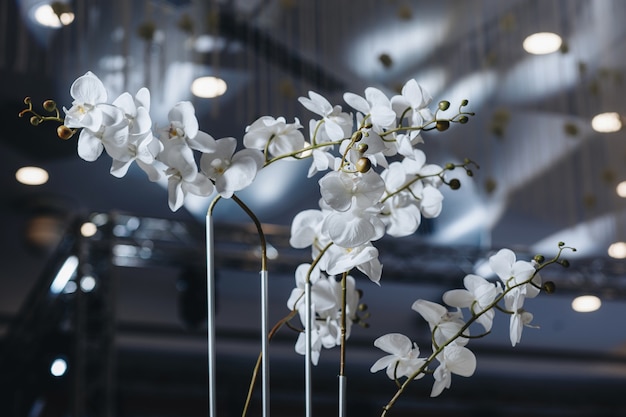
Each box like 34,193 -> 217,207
264,139 -> 343,166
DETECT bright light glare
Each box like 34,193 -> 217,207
191,76 -> 227,98
591,112 -> 622,133
617,181 -> 626,197
571,295 -> 601,313
50,357 -> 68,377
15,166 -> 49,185
80,275 -> 97,292
50,255 -> 78,294
608,241 -> 626,259
523,32 -> 562,55
32,4 -> 74,28
80,222 -> 98,237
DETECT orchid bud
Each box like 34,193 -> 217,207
436,120 -> 450,131
351,131 -> 363,142
458,116 -> 469,124
43,100 -> 57,112
533,254 -> 545,264
461,99 -> 469,106
543,281 -> 556,294
357,143 -> 368,153
438,100 -> 450,111
57,125 -> 74,140
30,116 -> 41,126
449,178 -> 461,189
356,157 -> 371,173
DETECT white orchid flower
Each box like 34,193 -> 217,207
287,264 -> 337,314
166,101 -> 216,153
294,325 -> 323,365
158,137 -> 214,211
76,116 -> 127,163
415,183 -> 444,219
289,209 -> 328,249
63,71 -> 119,132
319,170 -> 385,212
489,248 -> 541,315
200,137 -> 264,198
443,274 -> 502,332
109,135 -> 163,180
322,242 -> 382,284
505,297 -> 539,347
243,116 -> 305,158
411,299 -> 468,347
112,88 -> 152,141
307,148 -> 338,178
381,193 -> 422,238
298,91 -> 353,142
370,333 -> 426,380
321,205 -> 385,248
390,79 -> 435,139
101,89 -> 162,179
430,344 -> 476,397
164,169 -> 214,212
292,273 -> 360,365
343,87 -> 397,130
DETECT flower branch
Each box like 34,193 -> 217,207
20,70 -> 574,417
374,244 -> 574,416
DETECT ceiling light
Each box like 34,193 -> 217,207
15,166 -> 49,185
191,76 -> 227,98
522,32 -> 562,55
607,241 -> 626,259
571,295 -> 601,313
31,2 -> 75,28
591,112 -> 622,133
80,275 -> 97,292
50,255 -> 78,294
80,221 -> 98,237
50,357 -> 68,377
617,181 -> 626,197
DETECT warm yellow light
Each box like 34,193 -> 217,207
191,76 -> 227,98
16,166 -> 49,185
608,241 -> 626,259
591,112 -> 622,133
571,295 -> 601,313
32,4 -> 74,28
80,222 -> 98,237
522,32 -> 562,55
616,181 -> 626,198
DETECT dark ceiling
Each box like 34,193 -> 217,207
1,0 -> 626,416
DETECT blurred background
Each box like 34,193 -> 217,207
1,0 -> 626,416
